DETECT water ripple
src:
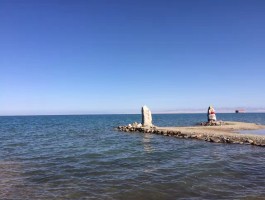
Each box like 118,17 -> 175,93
0,114 -> 265,199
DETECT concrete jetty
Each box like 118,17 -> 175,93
117,121 -> 265,147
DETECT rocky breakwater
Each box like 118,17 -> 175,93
117,121 -> 265,147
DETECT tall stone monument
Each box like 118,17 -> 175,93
141,105 -> 153,127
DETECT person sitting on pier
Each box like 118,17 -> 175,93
208,106 -> 217,122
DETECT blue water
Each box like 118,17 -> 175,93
0,113 -> 265,199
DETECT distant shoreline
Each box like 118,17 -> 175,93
1,112 -> 265,117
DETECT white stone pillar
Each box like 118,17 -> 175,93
141,105 -> 153,127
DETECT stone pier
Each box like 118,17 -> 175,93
116,121 -> 265,147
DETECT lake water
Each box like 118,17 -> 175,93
0,113 -> 265,199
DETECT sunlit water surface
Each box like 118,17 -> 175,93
0,114 -> 265,199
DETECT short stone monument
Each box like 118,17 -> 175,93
208,105 -> 217,122
141,105 -> 153,127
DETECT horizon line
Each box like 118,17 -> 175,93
1,111 -> 265,117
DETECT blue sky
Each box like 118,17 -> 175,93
1,0 -> 265,115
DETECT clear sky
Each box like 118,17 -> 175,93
1,0 -> 265,115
